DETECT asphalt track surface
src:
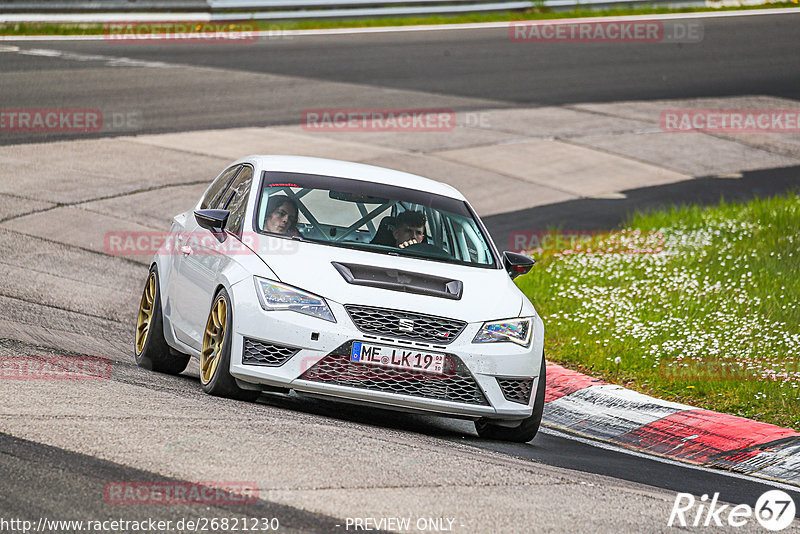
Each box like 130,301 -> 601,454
2,11 -> 800,145
0,433 -> 351,533
2,10 -> 800,531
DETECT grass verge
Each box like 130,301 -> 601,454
515,192 -> 800,430
0,2 -> 798,36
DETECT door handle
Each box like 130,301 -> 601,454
180,245 -> 193,256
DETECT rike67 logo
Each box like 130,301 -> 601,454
669,490 -> 796,531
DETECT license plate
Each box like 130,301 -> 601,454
350,342 -> 445,375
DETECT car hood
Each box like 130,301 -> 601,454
252,238 -> 523,323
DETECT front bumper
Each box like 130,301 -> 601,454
228,280 -> 545,421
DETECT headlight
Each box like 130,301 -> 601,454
254,277 -> 335,323
473,317 -> 532,347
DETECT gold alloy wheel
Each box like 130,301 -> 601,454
135,272 -> 156,355
200,296 -> 227,385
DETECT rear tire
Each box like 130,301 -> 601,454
135,266 -> 190,375
475,356 -> 546,443
199,288 -> 260,402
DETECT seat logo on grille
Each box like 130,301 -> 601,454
398,319 -> 414,333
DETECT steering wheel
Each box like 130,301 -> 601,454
401,242 -> 451,259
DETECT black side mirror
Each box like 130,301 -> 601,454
503,251 -> 535,279
194,209 -> 229,233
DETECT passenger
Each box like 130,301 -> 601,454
392,210 -> 427,249
264,195 -> 298,235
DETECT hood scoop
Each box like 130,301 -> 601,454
332,262 -> 463,300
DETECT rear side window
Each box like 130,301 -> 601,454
201,165 -> 241,209
223,166 -> 254,236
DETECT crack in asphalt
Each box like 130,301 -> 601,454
0,337 -> 96,357
0,227 -> 146,266
0,292 -> 127,324
0,190 -> 57,203
0,179 -> 209,224
0,204 -> 61,225
0,257 -> 125,292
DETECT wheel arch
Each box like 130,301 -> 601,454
212,283 -> 228,300
147,259 -> 181,355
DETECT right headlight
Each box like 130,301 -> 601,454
473,317 -> 532,347
254,277 -> 335,323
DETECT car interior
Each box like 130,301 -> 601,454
257,185 -> 493,266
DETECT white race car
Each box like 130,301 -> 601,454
135,156 -> 545,442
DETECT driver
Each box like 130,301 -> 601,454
264,195 -> 299,235
392,210 -> 427,249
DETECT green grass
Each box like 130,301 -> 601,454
515,192 -> 800,429
1,2 -> 798,36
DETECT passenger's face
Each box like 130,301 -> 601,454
266,202 -> 297,234
393,223 -> 425,246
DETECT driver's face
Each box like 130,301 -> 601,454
393,224 -> 425,246
266,202 -> 297,234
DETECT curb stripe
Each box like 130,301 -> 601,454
545,384 -> 689,440
747,442 -> 800,484
544,363 -> 603,403
612,409 -> 799,463
707,437 -> 800,482
543,363 -> 800,486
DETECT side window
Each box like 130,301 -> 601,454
223,166 -> 254,236
200,165 -> 241,209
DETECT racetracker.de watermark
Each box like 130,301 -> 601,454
509,230 -> 664,254
0,356 -> 112,380
103,231 -> 298,256
509,19 -> 703,43
301,108 -> 456,132
103,22 -> 260,43
661,109 -> 800,133
0,517 -> 280,533
103,482 -> 259,506
655,361 -> 787,383
0,108 -> 142,133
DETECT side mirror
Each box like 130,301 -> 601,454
194,209 -> 229,233
503,251 -> 535,279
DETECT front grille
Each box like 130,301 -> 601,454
345,305 -> 466,345
497,378 -> 534,405
299,343 -> 488,405
242,338 -> 299,366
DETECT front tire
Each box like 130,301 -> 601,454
200,288 -> 260,402
475,356 -> 547,443
135,266 -> 190,375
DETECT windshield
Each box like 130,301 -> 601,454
254,171 -> 499,268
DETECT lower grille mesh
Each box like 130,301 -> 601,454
299,343 -> 488,406
242,338 -> 299,366
497,378 -> 534,405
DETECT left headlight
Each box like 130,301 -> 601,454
473,317 -> 532,347
254,277 -> 336,323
